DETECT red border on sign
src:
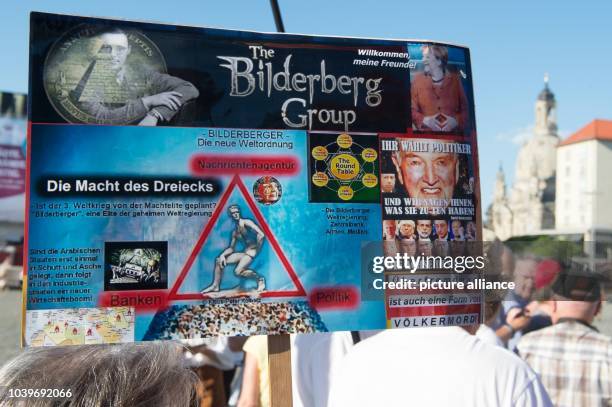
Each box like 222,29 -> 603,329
387,303 -> 481,318
168,175 -> 307,300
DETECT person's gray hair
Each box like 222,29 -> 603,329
397,220 -> 415,228
0,341 -> 197,406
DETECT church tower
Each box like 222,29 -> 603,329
488,76 -> 559,240
535,74 -> 557,136
509,76 -> 559,236
488,164 -> 513,240
494,163 -> 507,202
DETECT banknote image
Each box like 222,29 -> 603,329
43,25 -> 199,125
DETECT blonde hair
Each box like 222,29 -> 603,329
423,44 -> 449,71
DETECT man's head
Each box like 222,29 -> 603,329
513,256 -> 538,300
397,220 -> 415,239
434,219 -> 448,239
262,183 -> 278,201
257,177 -> 280,204
228,204 -> 241,221
551,300 -> 602,325
451,220 -> 463,240
381,173 -> 396,193
98,29 -> 130,71
382,220 -> 396,240
416,220 -> 432,239
550,268 -> 603,324
392,139 -> 459,207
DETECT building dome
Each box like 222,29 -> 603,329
498,76 -> 559,237
538,83 -> 554,102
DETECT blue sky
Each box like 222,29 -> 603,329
2,0 -> 612,212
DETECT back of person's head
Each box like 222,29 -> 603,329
550,262 -> 603,324
0,341 -> 198,406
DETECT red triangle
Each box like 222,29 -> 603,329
168,175 -> 307,301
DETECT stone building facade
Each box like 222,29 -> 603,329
487,79 -> 559,240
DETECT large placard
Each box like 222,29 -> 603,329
24,12 -> 480,346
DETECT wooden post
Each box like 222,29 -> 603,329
267,2 -> 290,403
267,334 -> 292,407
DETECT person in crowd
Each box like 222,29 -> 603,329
520,259 -> 562,335
240,332 -> 380,407
477,298 -> 505,347
0,342 -> 198,406
518,267 -> 611,407
238,335 -> 269,407
494,254 -> 538,351
184,337 -> 246,407
329,325 -> 552,406
292,331 -> 379,407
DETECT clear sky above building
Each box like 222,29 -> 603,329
2,0 -> 611,210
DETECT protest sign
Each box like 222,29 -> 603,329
23,12 -> 480,346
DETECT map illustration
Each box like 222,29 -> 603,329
25,307 -> 134,346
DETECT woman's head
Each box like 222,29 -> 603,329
422,45 -> 449,73
0,342 -> 198,406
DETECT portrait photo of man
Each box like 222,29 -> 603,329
45,26 -> 200,126
433,219 -> 450,256
451,220 -> 465,241
391,138 -> 466,210
381,172 -> 397,194
416,219 -> 432,241
434,219 -> 450,241
383,220 -> 397,241
396,220 -> 416,241
382,220 -> 399,256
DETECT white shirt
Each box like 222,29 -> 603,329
291,331 -> 381,407
476,324 -> 505,347
329,327 -> 552,407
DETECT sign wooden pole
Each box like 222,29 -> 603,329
268,334 -> 292,407
267,2 -> 291,405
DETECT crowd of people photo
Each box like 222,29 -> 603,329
144,300 -> 327,340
